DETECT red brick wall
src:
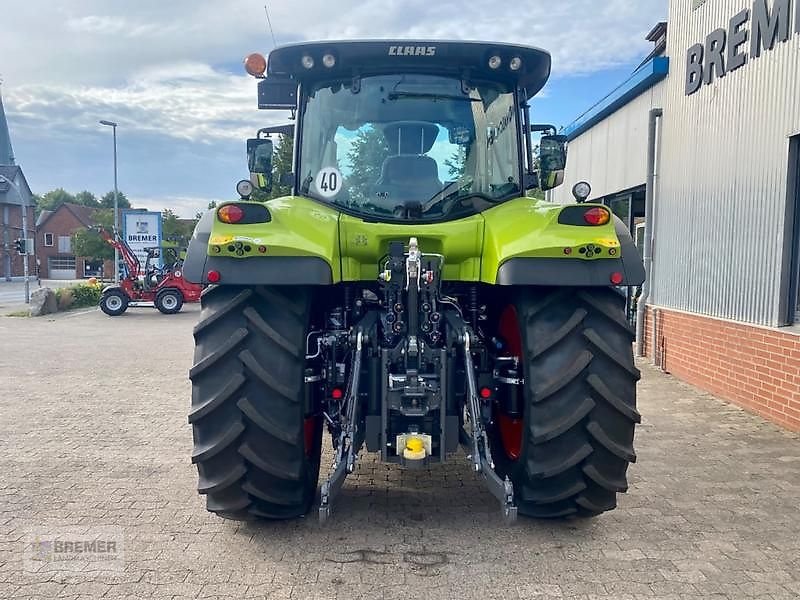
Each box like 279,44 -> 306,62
1,203 -> 35,278
644,306 -> 800,432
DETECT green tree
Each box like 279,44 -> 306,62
195,200 -> 217,221
37,188 -> 76,212
162,208 -> 196,244
346,126 -> 390,206
74,190 -> 101,208
270,134 -> 294,199
72,209 -> 114,260
444,146 -> 467,179
100,190 -> 131,209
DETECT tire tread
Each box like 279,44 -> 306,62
496,287 -> 639,519
189,286 -> 320,521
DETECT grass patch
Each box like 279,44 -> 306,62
5,310 -> 30,317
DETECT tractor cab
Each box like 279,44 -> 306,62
140,244 -> 186,289
244,41 -> 567,222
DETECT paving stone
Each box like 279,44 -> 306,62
1,307 -> 799,599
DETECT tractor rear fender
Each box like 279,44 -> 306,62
481,198 -> 645,286
182,196 -> 341,285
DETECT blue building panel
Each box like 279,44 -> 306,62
562,56 -> 669,141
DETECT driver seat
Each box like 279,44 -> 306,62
373,155 -> 443,205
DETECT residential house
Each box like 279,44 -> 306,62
35,203 -> 112,279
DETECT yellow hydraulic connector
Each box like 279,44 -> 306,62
403,436 -> 427,460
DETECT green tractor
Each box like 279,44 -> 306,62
183,40 -> 644,523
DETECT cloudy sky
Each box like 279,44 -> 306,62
1,0 -> 666,216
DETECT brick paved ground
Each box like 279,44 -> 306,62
1,305 -> 799,599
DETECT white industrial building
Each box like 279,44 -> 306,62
554,0 -> 800,431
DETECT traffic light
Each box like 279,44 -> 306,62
13,238 -> 25,255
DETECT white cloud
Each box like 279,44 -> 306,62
2,0 -> 665,143
0,0 -> 667,216
1,0 -> 666,85
65,15 -> 180,38
130,194 -> 222,218
4,63 -> 276,143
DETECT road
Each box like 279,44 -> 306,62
1,305 -> 799,599
0,280 -> 80,313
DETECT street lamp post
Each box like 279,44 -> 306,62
0,173 -> 30,303
99,120 -> 119,283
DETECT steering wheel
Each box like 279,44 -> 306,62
425,176 -> 475,215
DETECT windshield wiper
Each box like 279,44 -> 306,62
386,92 -> 481,102
422,181 -> 518,214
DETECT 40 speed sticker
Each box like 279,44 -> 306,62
315,167 -> 342,198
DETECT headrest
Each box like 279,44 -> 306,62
380,155 -> 440,182
382,121 -> 439,154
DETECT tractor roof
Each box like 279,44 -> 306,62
266,40 -> 552,97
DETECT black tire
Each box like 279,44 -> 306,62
99,289 -> 129,316
189,285 -> 322,520
491,287 -> 641,518
155,288 -> 184,314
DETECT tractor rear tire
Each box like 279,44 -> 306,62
155,288 -> 183,314
99,289 -> 129,316
189,285 -> 322,520
492,287 -> 641,518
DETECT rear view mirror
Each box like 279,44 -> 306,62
531,123 -> 557,135
539,134 -> 567,191
448,125 -> 474,145
257,77 -> 298,109
247,138 -> 274,191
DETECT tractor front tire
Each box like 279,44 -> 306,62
99,289 -> 129,316
155,288 -> 183,314
189,285 -> 322,520
494,287 -> 641,518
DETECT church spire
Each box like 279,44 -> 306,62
0,81 -> 16,165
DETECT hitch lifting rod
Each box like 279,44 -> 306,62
462,331 -> 486,473
319,330 -> 364,523
459,327 -> 518,524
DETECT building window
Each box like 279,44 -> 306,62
44,233 -> 54,247
635,223 -> 646,258
57,235 -> 71,253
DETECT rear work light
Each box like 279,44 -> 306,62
217,203 -> 271,225
583,207 -> 610,226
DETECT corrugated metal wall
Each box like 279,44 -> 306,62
553,83 -> 663,203
653,0 -> 800,326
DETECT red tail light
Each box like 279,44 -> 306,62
207,270 -> 221,283
583,207 -> 610,226
218,204 -> 245,224
610,272 -> 624,285
479,387 -> 492,399
331,388 -> 344,400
